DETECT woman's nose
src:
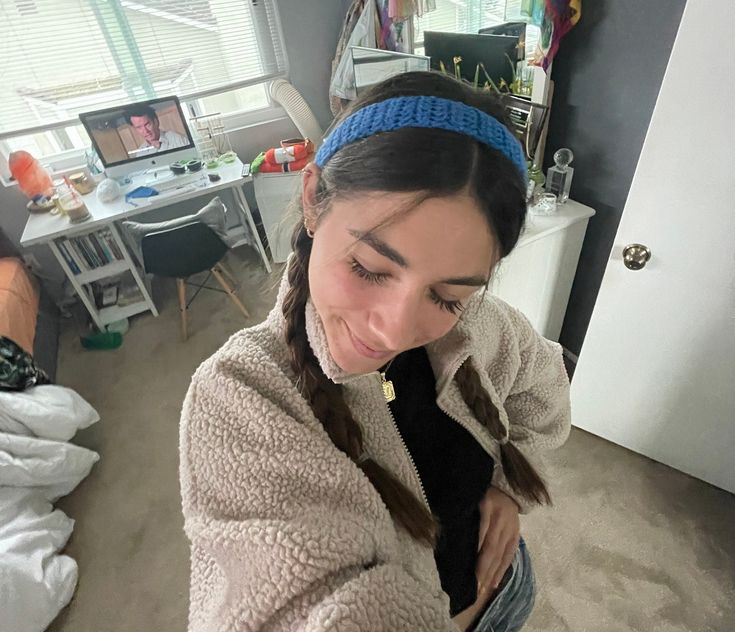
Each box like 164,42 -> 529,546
368,289 -> 422,351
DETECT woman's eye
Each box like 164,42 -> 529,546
350,257 -> 464,315
350,258 -> 389,285
430,290 -> 464,315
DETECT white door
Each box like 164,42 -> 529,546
570,0 -> 735,494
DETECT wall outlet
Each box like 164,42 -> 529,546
22,253 -> 42,273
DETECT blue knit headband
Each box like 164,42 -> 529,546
315,95 -> 527,182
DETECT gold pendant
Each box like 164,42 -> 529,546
381,373 -> 396,402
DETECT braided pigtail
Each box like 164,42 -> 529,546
282,222 -> 438,546
455,360 -> 551,506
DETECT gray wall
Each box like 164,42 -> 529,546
0,0 -> 345,299
5,0 -> 686,351
544,0 -> 687,356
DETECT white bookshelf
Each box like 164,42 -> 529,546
49,222 -> 158,330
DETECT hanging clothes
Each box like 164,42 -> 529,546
329,0 -> 439,115
388,0 -> 435,20
530,0 -> 582,70
329,0 -> 377,114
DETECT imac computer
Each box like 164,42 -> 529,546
79,95 -> 197,181
478,22 -> 527,61
423,31 -> 518,89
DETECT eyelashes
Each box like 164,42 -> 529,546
349,257 -> 464,315
349,257 -> 388,285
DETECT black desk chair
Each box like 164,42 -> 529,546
141,221 -> 249,341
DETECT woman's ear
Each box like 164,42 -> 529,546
301,162 -> 321,232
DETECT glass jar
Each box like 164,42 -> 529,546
529,192 -> 559,216
56,179 -> 90,223
69,171 -> 95,195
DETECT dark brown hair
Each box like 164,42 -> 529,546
282,71 -> 549,547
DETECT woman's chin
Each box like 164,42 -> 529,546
331,346 -> 378,376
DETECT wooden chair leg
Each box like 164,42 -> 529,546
176,278 -> 188,341
217,260 -> 239,288
211,266 -> 250,319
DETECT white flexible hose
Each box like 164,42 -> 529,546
269,80 -> 324,144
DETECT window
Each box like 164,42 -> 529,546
0,0 -> 287,174
413,0 -> 540,61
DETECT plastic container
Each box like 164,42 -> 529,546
8,151 -> 54,199
106,318 -> 129,335
80,330 -> 123,350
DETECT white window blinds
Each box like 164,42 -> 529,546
0,0 -> 287,139
414,0 -> 508,47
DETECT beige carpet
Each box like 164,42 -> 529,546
48,246 -> 735,631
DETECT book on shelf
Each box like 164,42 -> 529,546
64,239 -> 87,272
103,229 -> 124,260
116,282 -> 144,307
59,228 -> 129,273
56,241 -> 80,274
71,237 -> 94,269
85,235 -> 104,267
97,231 -> 116,262
75,237 -> 98,270
88,233 -> 108,266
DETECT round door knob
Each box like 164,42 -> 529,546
622,243 -> 651,270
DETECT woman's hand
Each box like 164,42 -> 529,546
476,486 -> 520,596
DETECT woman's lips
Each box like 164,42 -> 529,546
346,324 -> 392,361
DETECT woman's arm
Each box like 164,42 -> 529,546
180,354 -> 459,631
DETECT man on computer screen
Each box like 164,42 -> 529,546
124,104 -> 189,154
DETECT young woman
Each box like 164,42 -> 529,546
180,71 -> 571,631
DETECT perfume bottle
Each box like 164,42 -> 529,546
546,148 -> 575,203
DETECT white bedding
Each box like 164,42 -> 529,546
0,385 -> 100,632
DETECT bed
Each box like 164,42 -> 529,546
0,386 -> 100,632
0,229 -> 97,631
0,256 -> 39,353
0,228 -> 59,381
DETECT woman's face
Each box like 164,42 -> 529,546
303,166 -> 496,376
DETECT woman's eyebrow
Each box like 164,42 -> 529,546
440,275 -> 488,287
348,229 -> 407,267
348,228 -> 489,287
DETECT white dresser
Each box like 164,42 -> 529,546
491,200 -> 595,342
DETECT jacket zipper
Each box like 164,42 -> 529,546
377,374 -> 430,510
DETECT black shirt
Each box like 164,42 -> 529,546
385,346 -> 494,616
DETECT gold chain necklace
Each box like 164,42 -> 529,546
380,358 -> 396,402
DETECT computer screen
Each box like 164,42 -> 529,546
79,96 -> 195,171
478,22 -> 526,61
423,32 -> 518,88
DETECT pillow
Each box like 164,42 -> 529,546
0,384 -> 100,441
0,432 -> 100,499
121,196 -> 229,259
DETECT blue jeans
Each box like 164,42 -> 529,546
471,538 -> 536,632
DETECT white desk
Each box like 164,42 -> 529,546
20,159 -> 271,330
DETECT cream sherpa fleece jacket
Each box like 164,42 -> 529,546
180,271 -> 571,631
